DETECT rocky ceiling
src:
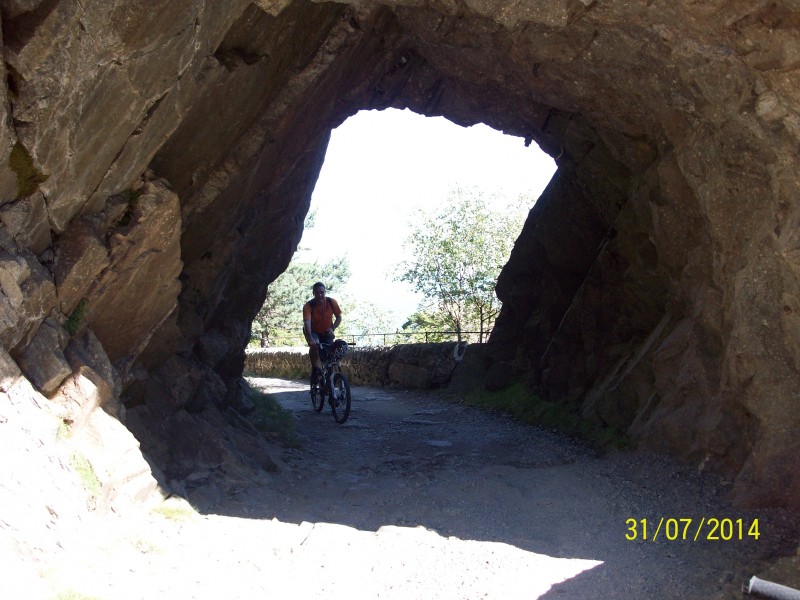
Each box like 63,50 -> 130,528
1,0 -> 798,512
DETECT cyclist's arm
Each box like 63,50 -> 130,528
330,298 -> 342,334
303,319 -> 316,346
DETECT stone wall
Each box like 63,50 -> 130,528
245,342 -> 466,389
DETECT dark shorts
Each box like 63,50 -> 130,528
309,331 -> 334,347
310,331 -> 335,362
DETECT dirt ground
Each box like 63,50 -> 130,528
17,377 -> 799,600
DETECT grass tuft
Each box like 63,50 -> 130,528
465,382 -> 630,449
69,451 -> 101,496
115,189 -> 143,227
152,501 -> 197,522
9,141 -> 47,197
65,299 -> 88,335
55,591 -> 102,600
56,419 -> 72,441
246,387 -> 299,448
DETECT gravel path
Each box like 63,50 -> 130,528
222,378 -> 796,599
18,377 -> 797,599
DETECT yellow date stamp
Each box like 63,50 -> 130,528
625,517 -> 760,541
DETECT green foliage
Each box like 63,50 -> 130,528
65,299 -> 88,335
465,382 -> 545,423
55,591 -> 102,600
397,187 -> 530,342
399,310 -> 453,342
250,207 -> 348,346
9,141 -> 47,198
250,256 -> 350,347
115,189 -> 143,227
246,387 -> 299,447
70,452 -> 101,496
152,501 -> 197,522
131,537 -> 161,554
465,382 -> 630,449
57,419 -> 72,441
337,298 -> 397,342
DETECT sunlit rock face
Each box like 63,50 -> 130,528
1,1 -> 798,510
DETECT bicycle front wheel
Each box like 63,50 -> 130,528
330,372 -> 351,424
311,382 -> 324,413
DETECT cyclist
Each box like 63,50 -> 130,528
302,282 -> 342,387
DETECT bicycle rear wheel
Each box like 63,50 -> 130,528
330,372 -> 351,424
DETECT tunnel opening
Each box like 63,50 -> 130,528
107,0 -> 799,516
3,14 -> 800,597
250,107 -> 557,349
3,1 -> 800,596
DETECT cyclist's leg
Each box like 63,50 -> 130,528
308,332 -> 322,386
317,333 -> 334,366
317,333 -> 334,396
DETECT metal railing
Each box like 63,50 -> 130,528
341,331 -> 488,346
258,330 -> 490,348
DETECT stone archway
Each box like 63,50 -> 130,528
1,1 -> 798,511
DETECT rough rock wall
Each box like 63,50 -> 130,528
0,0 -> 798,513
484,2 -> 800,511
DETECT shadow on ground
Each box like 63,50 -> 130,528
183,377 -> 798,599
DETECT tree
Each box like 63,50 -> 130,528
396,187 -> 529,342
251,256 -> 350,347
250,208 -> 352,347
399,310 -> 452,343
337,299 -> 398,346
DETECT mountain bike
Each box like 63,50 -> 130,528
310,339 -> 352,423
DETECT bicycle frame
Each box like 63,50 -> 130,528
319,354 -> 342,394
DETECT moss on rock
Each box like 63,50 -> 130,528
9,141 -> 47,198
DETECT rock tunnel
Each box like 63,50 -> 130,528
1,0 -> 799,513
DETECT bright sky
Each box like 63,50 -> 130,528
301,108 -> 557,329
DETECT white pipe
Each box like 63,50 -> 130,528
746,576 -> 800,600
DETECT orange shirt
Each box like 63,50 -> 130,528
303,297 -> 341,334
